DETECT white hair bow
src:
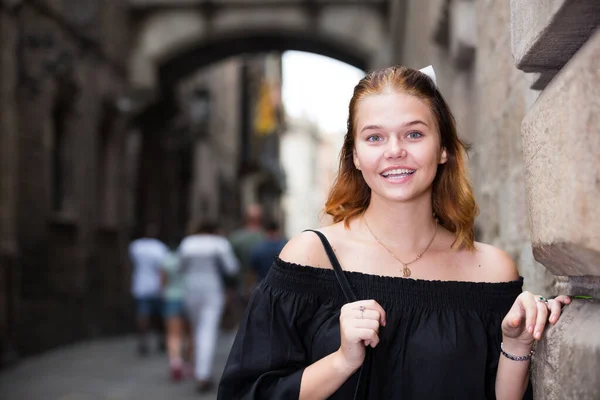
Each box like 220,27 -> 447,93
419,65 -> 437,86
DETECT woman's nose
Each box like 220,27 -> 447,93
386,140 -> 406,159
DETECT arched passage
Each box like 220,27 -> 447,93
158,29 -> 369,91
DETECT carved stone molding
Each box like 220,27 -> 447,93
511,0 -> 600,90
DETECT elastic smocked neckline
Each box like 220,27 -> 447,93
265,257 -> 523,312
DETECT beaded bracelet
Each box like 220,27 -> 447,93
500,342 -> 534,361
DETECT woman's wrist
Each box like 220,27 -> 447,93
501,337 -> 534,357
331,350 -> 360,377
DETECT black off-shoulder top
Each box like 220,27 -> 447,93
218,254 -> 528,400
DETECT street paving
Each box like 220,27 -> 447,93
0,332 -> 237,400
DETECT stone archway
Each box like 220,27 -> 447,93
158,29 -> 370,90
128,4 -> 391,93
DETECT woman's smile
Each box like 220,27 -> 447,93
380,167 -> 416,183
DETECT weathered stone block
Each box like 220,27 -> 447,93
555,276 -> 600,299
533,299 -> 600,400
511,0 -> 600,89
521,30 -> 600,276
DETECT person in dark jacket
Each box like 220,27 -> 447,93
249,219 -> 288,283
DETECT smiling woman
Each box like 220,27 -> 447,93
327,66 -> 476,251
217,66 -> 571,400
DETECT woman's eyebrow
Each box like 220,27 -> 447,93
360,120 -> 429,133
403,120 -> 429,128
360,124 -> 383,133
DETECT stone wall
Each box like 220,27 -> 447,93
473,0 -> 557,297
0,0 -> 134,360
394,0 -> 600,398
511,1 -> 600,397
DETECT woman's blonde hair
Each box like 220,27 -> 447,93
324,66 -> 478,251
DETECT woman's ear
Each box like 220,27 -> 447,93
353,149 -> 361,170
439,147 -> 448,164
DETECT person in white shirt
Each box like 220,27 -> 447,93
129,224 -> 169,356
179,220 -> 239,393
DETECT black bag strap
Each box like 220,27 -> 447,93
304,229 -> 371,400
304,229 -> 356,303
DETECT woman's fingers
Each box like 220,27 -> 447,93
353,309 -> 381,322
504,292 -> 571,340
554,295 -> 572,305
340,308 -> 381,326
521,292 -> 538,335
508,304 -> 525,328
548,295 -> 570,324
356,328 -> 380,348
548,299 -> 561,324
340,300 -> 386,348
360,300 -> 386,325
342,299 -> 387,326
533,299 -> 548,339
354,318 -> 380,332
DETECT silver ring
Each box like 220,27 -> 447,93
538,296 -> 549,304
358,305 -> 365,319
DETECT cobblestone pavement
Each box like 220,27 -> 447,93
0,332 -> 237,400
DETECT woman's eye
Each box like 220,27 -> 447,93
367,135 -> 382,142
407,131 -> 423,139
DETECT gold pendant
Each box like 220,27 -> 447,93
402,267 -> 411,278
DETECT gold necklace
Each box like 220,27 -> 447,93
363,214 -> 438,278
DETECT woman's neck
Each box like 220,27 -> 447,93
362,194 -> 438,252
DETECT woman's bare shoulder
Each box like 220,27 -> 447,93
472,241 -> 520,282
278,223 -> 346,270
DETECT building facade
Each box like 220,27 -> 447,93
0,0 -> 134,361
0,1 -> 286,364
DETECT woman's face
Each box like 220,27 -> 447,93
353,91 -> 447,204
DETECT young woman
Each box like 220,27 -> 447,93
217,66 -> 570,399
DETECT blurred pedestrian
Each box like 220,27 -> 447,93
129,223 -> 169,356
225,204 -> 264,325
160,248 -> 188,381
179,220 -> 239,393
249,219 -> 287,284
228,204 -> 264,292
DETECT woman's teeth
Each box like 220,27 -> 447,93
382,169 -> 415,178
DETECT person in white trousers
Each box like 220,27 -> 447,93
179,221 -> 239,393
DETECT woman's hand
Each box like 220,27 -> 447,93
334,299 -> 386,374
501,292 -> 571,348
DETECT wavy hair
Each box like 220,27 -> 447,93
324,66 -> 478,251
